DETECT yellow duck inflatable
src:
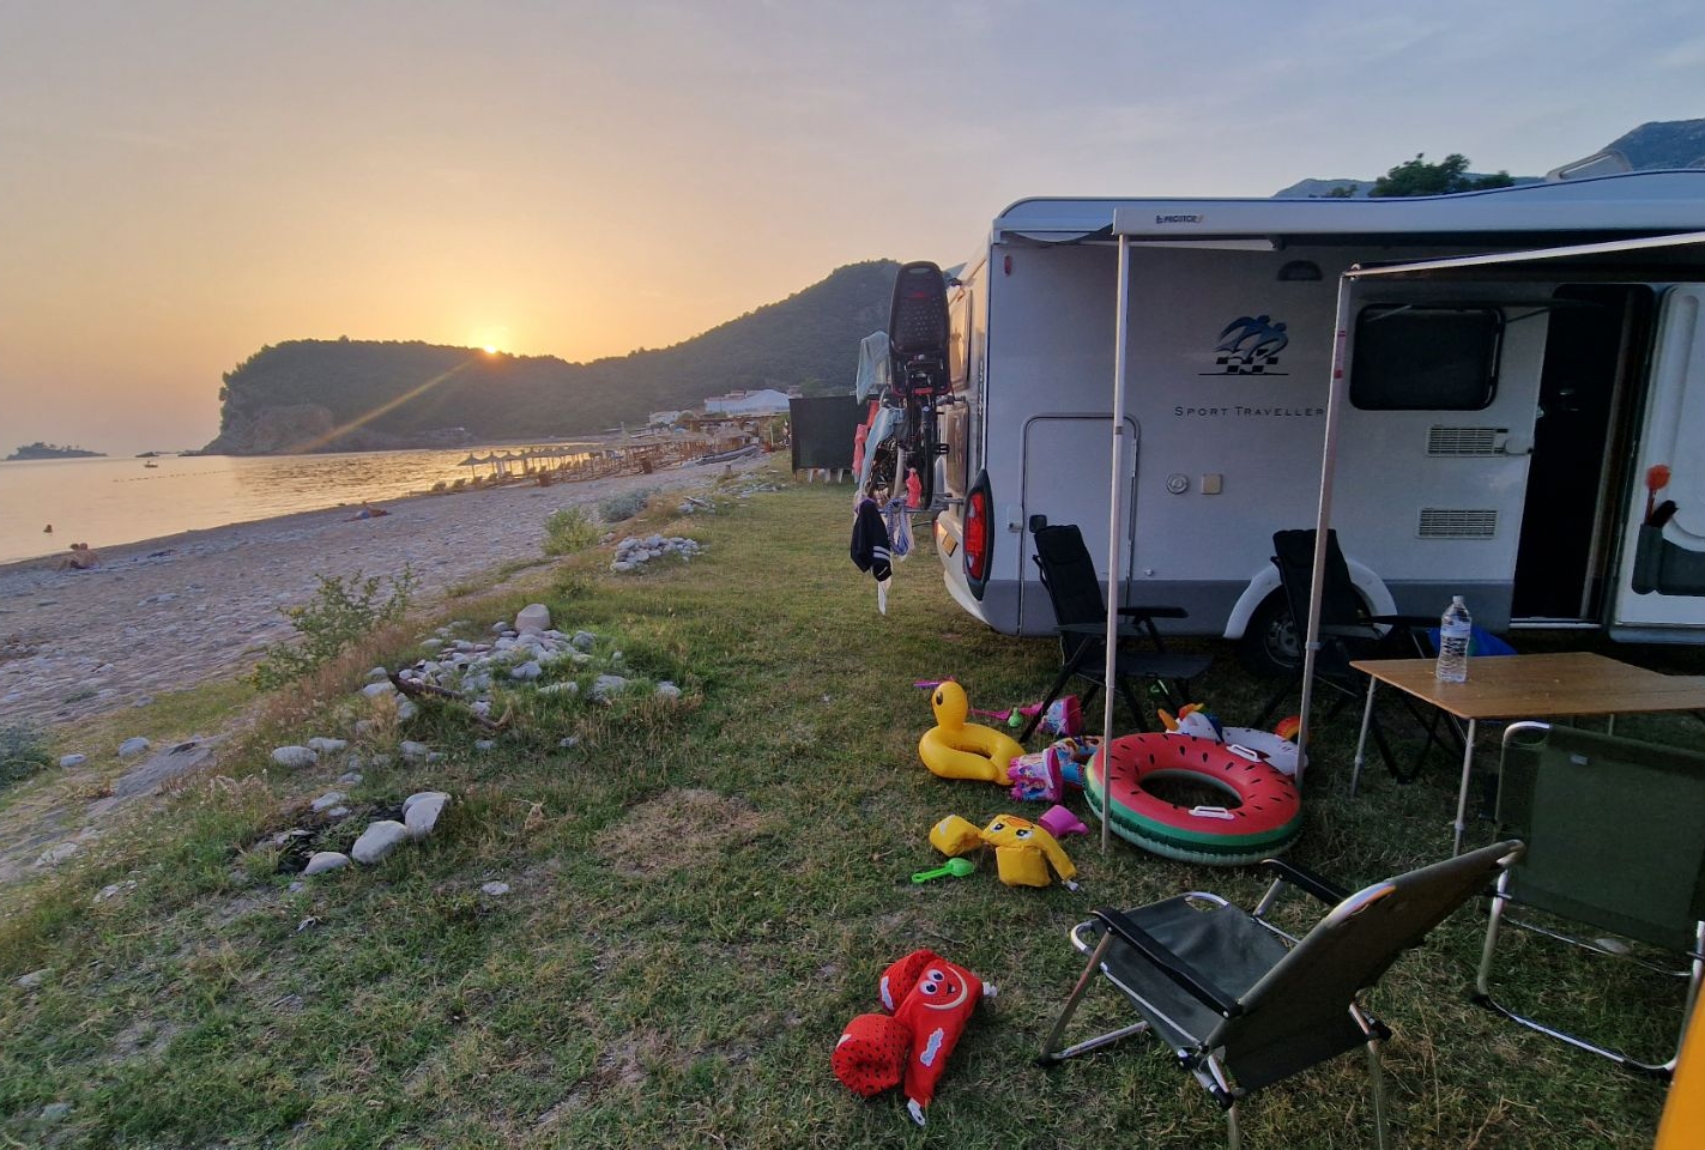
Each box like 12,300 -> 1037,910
979,813 -> 1078,889
919,681 -> 1026,785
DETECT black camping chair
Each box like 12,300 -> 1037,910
1040,840 -> 1523,1150
1476,722 -> 1705,1078
1022,524 -> 1211,742
1253,529 -> 1434,780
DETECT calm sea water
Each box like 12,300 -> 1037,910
0,446 -> 596,565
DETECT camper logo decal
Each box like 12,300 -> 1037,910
1206,315 -> 1288,375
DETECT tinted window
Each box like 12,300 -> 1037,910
1351,306 -> 1502,410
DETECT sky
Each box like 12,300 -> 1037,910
1,1 -> 1701,455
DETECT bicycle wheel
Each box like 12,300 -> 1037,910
905,398 -> 937,510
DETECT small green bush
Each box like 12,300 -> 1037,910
251,567 -> 417,690
598,488 -> 655,524
1,723 -> 52,792
543,507 -> 600,556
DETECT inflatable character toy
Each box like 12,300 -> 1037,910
919,681 -> 1025,785
978,813 -> 1078,889
1158,702 -> 1304,778
832,949 -> 993,1125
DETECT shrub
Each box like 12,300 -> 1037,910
251,567 -> 417,690
599,488 -> 655,524
1,723 -> 52,793
543,507 -> 600,556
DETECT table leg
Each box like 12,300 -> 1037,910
1451,718 -> 1478,856
1350,676 -> 1378,798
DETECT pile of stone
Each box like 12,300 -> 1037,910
677,495 -> 717,515
299,790 -> 450,876
610,534 -> 702,573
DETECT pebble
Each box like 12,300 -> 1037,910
271,745 -> 318,769
474,739 -> 495,751
16,968 -> 50,989
351,821 -> 409,864
362,681 -> 396,699
590,674 -> 631,702
304,851 -> 351,875
481,881 -> 510,897
307,737 -> 348,754
310,791 -> 346,813
510,660 -> 542,681
404,793 -> 448,839
656,681 -> 682,701
396,699 -> 420,722
59,753 -> 86,768
40,1102 -> 72,1123
338,770 -> 364,785
399,741 -> 430,761
515,604 -> 551,634
559,736 -> 580,749
570,630 -> 596,652
118,736 -> 151,758
366,666 -> 390,681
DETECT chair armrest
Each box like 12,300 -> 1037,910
1318,623 -> 1378,640
1093,909 -> 1244,1018
1117,605 -> 1188,621
1367,614 -> 1437,629
1258,858 -> 1351,907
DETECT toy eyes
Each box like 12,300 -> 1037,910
989,822 -> 1006,833
1015,828 -> 1032,839
921,970 -> 945,994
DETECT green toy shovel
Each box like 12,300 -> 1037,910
911,857 -> 976,884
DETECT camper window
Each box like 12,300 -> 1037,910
1351,306 -> 1502,411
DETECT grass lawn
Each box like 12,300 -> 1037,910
0,465 -> 1694,1148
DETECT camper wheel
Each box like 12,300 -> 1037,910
1238,593 -> 1301,677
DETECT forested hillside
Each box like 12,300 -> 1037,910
207,260 -> 896,454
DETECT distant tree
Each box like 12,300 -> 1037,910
1370,153 -> 1514,197
1323,184 -> 1359,198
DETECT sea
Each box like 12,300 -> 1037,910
0,446 -> 598,566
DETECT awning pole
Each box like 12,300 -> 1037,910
1102,234 -> 1132,853
1296,274 -> 1354,782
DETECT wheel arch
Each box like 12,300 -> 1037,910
1221,556 -> 1400,640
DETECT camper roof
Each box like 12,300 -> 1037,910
993,170 -> 1705,249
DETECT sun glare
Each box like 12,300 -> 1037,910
483,345 -> 498,354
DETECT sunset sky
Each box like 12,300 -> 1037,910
1,1 -> 1700,454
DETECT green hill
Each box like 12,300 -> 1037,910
207,260 -> 897,454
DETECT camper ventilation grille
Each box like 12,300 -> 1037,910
1418,509 -> 1498,539
1427,427 -> 1506,456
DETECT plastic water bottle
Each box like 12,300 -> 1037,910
1436,596 -> 1472,683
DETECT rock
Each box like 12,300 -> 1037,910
369,754 -> 393,767
351,821 -> 409,864
327,806 -> 350,819
271,745 -> 318,769
59,753 -> 87,769
515,603 -> 551,635
559,736 -> 580,750
16,968 -> 50,989
571,630 -> 596,652
39,1102 -> 71,1123
34,842 -> 78,867
539,681 -> 578,696
474,739 -> 495,752
399,741 -> 430,761
396,699 -> 420,722
362,681 -> 396,699
310,791 -> 346,813
481,881 -> 510,897
303,851 -> 351,875
94,880 -> 136,903
491,621 -> 509,634
307,737 -> 348,754
611,561 -> 635,573
338,770 -> 364,785
367,666 -> 390,681
288,881 -> 306,893
404,793 -> 449,838
656,681 -> 682,701
420,638 -> 443,650
132,695 -> 154,708
118,736 -> 151,758
510,660 -> 543,681
353,719 -> 375,737
590,674 -> 630,702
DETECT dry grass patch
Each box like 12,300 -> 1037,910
593,788 -> 765,878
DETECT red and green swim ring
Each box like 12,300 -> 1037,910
1086,733 -> 1303,865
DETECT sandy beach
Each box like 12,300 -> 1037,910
0,454 -> 772,729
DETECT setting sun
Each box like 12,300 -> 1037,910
483,345 -> 498,354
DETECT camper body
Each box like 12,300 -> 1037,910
929,171 -> 1705,665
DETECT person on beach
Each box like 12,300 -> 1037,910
347,502 -> 391,521
55,542 -> 100,571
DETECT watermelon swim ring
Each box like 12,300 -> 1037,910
1085,733 -> 1303,865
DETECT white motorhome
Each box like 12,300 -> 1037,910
926,171 -> 1705,670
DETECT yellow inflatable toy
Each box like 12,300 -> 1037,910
979,813 -> 1078,889
919,681 -> 1025,785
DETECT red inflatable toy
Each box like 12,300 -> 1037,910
832,949 -> 993,1125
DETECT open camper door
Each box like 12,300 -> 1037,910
1612,285 -> 1705,636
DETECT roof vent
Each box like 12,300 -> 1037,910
1419,509 -> 1497,539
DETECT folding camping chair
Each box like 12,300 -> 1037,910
1253,529 -> 1435,780
1040,841 -> 1522,1149
1022,524 -> 1212,742
1476,722 -> 1705,1077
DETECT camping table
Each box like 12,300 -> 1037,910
1347,652 -> 1705,855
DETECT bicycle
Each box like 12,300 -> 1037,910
879,261 -> 952,511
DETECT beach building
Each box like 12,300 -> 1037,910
702,388 -> 797,416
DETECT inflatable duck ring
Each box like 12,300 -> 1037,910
1086,733 -> 1302,865
919,681 -> 1025,785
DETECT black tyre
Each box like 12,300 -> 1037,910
1238,593 -> 1300,677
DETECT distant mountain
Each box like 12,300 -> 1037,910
5,442 -> 105,461
207,261 -> 897,455
1272,116 -> 1705,197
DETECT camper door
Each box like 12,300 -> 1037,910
1612,285 -> 1705,634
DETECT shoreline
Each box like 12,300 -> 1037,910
0,454 -> 772,728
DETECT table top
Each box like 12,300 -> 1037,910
1348,651 -> 1705,720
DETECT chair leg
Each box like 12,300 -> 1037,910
1116,676 -> 1151,733
1021,663 -> 1079,742
1036,932 -> 1152,1064
1354,1004 -> 1390,1150
1254,672 -> 1301,728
